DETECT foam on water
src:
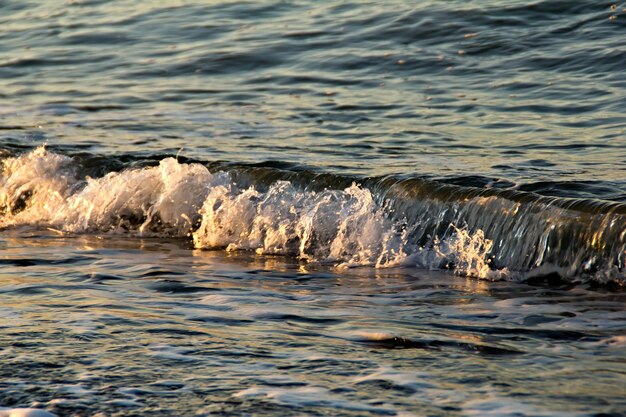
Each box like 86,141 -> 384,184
0,409 -> 56,417
192,179 -> 409,268
0,146 -> 220,235
1,147 -> 624,284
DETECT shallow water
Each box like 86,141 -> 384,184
1,234 -> 625,416
1,0 -> 626,415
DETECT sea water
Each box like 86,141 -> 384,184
1,1 -> 625,416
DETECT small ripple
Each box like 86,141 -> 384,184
146,280 -> 218,294
0,256 -> 95,267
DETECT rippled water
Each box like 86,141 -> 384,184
2,1 -> 626,186
1,0 -> 626,416
2,234 -> 625,416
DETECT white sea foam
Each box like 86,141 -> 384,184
0,409 -> 57,417
192,180 -> 408,267
0,146 -> 76,227
0,146 -> 577,280
0,146 -> 225,236
190,176 -> 506,279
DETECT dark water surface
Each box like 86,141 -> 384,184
1,0 -> 626,415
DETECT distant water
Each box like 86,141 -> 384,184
1,1 -> 625,416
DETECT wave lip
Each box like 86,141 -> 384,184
1,147 -> 624,285
375,175 -> 625,282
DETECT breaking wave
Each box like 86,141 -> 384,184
1,147 -> 624,284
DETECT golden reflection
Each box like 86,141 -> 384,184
460,277 -> 491,296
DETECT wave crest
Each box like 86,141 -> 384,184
1,147 -> 624,284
